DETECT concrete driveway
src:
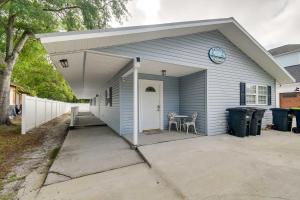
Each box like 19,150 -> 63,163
138,131 -> 300,200
38,129 -> 300,200
37,163 -> 183,200
44,126 -> 143,185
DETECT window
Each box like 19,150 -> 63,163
145,86 -> 156,92
246,84 -> 267,105
258,86 -> 267,105
109,87 -> 112,107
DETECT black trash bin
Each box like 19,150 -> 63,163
240,107 -> 266,136
270,108 -> 293,131
249,108 -> 266,135
226,107 -> 255,137
290,108 -> 300,133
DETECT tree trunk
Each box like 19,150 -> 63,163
0,13 -> 30,125
0,61 -> 13,124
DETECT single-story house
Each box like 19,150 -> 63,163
37,18 -> 294,145
269,44 -> 300,108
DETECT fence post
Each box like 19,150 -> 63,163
21,94 -> 26,134
51,100 -> 53,119
34,96 -> 38,128
44,99 -> 47,123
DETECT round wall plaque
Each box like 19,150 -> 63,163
208,47 -> 226,64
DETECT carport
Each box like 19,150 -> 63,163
36,37 -> 207,146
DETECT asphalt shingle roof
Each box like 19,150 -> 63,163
285,64 -> 300,83
269,44 -> 300,56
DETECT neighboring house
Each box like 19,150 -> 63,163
10,83 -> 29,106
37,18 -> 294,145
269,45 -> 300,108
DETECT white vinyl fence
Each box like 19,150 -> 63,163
21,94 -> 89,134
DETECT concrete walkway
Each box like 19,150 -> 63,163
44,113 -> 143,185
74,112 -> 106,127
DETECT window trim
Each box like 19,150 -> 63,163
246,84 -> 268,106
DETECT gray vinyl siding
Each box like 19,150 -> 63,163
119,75 -> 133,134
120,73 -> 179,134
179,71 -> 207,134
98,30 -> 276,135
98,74 -> 121,134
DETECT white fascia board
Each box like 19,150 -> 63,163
229,19 -> 295,84
38,18 -> 233,44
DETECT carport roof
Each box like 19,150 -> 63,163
37,18 -> 295,98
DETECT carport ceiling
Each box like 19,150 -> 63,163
52,50 -> 203,99
51,52 -> 132,98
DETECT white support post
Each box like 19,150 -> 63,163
133,57 -> 140,146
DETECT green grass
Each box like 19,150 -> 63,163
49,147 -> 60,161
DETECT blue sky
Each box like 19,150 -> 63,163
112,0 -> 300,50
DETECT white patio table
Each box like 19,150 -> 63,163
174,115 -> 189,132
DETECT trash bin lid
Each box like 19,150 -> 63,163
226,107 -> 255,113
240,107 -> 266,111
270,108 -> 290,111
290,107 -> 300,110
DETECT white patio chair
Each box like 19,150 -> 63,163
183,112 -> 198,134
168,112 -> 178,132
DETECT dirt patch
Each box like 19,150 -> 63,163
0,114 -> 70,200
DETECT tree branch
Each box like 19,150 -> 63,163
5,14 -> 16,60
11,30 -> 31,60
43,6 -> 81,12
0,0 -> 10,8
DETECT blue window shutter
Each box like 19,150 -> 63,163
268,86 -> 272,105
240,82 -> 246,105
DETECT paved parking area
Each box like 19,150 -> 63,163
44,125 -> 143,185
138,131 -> 300,200
38,122 -> 300,200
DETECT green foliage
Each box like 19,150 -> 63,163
12,39 -> 75,102
0,0 -> 129,102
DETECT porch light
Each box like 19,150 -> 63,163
59,59 -> 69,68
162,70 -> 166,77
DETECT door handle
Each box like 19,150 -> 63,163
157,105 -> 160,111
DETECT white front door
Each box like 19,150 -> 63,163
139,80 -> 163,132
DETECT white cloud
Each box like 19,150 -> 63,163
136,0 -> 160,24
115,0 -> 300,49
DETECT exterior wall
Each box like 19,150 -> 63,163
120,73 -> 180,135
98,30 -> 276,135
98,77 -> 121,133
90,96 -> 100,118
202,33 -> 276,135
274,52 -> 300,67
179,71 -> 207,133
10,86 -> 16,105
